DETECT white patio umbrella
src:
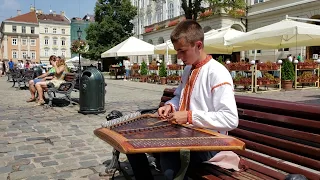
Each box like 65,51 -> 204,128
227,19 -> 320,50
101,36 -> 154,58
204,27 -> 245,54
154,29 -> 219,55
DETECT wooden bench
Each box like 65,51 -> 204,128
46,73 -> 77,107
160,88 -> 320,180
104,88 -> 319,180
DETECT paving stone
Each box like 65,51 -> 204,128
41,161 -> 58,167
55,162 -> 80,171
9,170 -> 36,180
53,154 -> 69,159
0,146 -> 16,153
7,158 -> 31,166
18,145 -> 35,151
0,166 -> 12,173
33,156 -> 50,163
26,175 -> 49,180
32,167 -> 57,175
79,160 -> 100,168
19,164 -> 36,171
71,169 -> 94,177
51,172 -> 72,179
79,154 -> 98,161
14,154 -> 36,160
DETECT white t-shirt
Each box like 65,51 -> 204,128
123,60 -> 131,70
288,56 -> 293,62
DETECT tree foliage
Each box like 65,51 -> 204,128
84,0 -> 137,60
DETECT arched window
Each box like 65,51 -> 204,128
168,3 -> 174,19
156,4 -> 163,22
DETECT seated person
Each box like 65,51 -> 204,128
35,56 -> 67,106
26,55 -> 56,102
126,20 -> 239,180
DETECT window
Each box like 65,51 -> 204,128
44,38 -> 49,45
31,51 -> 36,59
12,26 -> 17,33
254,0 -> 264,4
45,27 -> 48,33
30,39 -> 36,46
251,50 -> 261,54
278,48 -> 289,51
12,38 -> 17,45
61,39 -> 66,46
53,38 -> 57,45
22,51 -> 27,59
61,29 -> 65,34
22,26 -> 26,33
22,39 -> 27,46
62,50 -> 66,56
12,51 -> 18,59
31,27 -> 35,34
53,50 -> 57,55
45,49 -> 49,57
53,28 -> 57,34
147,14 -> 152,25
168,3 -> 174,19
156,6 -> 163,22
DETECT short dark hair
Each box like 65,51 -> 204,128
170,20 -> 204,45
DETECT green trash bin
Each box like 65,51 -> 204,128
78,67 -> 106,115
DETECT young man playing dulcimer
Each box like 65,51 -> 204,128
126,20 -> 239,180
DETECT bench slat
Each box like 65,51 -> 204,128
236,96 -> 320,120
236,137 -> 320,171
240,159 -> 285,180
236,150 -> 320,180
238,108 -> 320,133
230,129 -> 319,159
238,119 -> 320,144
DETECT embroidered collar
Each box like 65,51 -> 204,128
192,55 -> 212,69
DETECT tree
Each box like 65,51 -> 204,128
84,0 -> 137,60
177,0 -> 246,20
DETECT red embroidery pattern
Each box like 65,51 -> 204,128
211,82 -> 232,92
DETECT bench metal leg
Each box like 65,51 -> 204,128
47,92 -> 54,107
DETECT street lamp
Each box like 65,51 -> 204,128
77,26 -> 82,74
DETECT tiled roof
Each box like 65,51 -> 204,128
5,11 -> 38,24
37,13 -> 70,24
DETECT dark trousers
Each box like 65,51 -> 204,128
126,151 -> 217,180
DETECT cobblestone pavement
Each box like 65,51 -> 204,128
1,77 -> 320,180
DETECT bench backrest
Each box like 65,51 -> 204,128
160,88 -> 320,180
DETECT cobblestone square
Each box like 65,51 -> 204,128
0,76 -> 319,179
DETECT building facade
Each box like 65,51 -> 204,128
0,10 -> 40,63
37,10 -> 71,64
130,0 -> 245,64
70,14 -> 94,58
130,0 -> 320,63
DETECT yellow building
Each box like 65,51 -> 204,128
0,9 -> 40,63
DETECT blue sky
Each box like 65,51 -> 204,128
0,0 -> 96,22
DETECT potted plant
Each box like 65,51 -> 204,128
140,61 -> 148,82
159,61 -> 167,85
281,59 -> 295,90
217,56 -> 223,64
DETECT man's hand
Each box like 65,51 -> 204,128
158,104 -> 172,119
167,111 -> 188,124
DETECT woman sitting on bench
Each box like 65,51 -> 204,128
26,55 -> 57,103
34,56 -> 67,106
